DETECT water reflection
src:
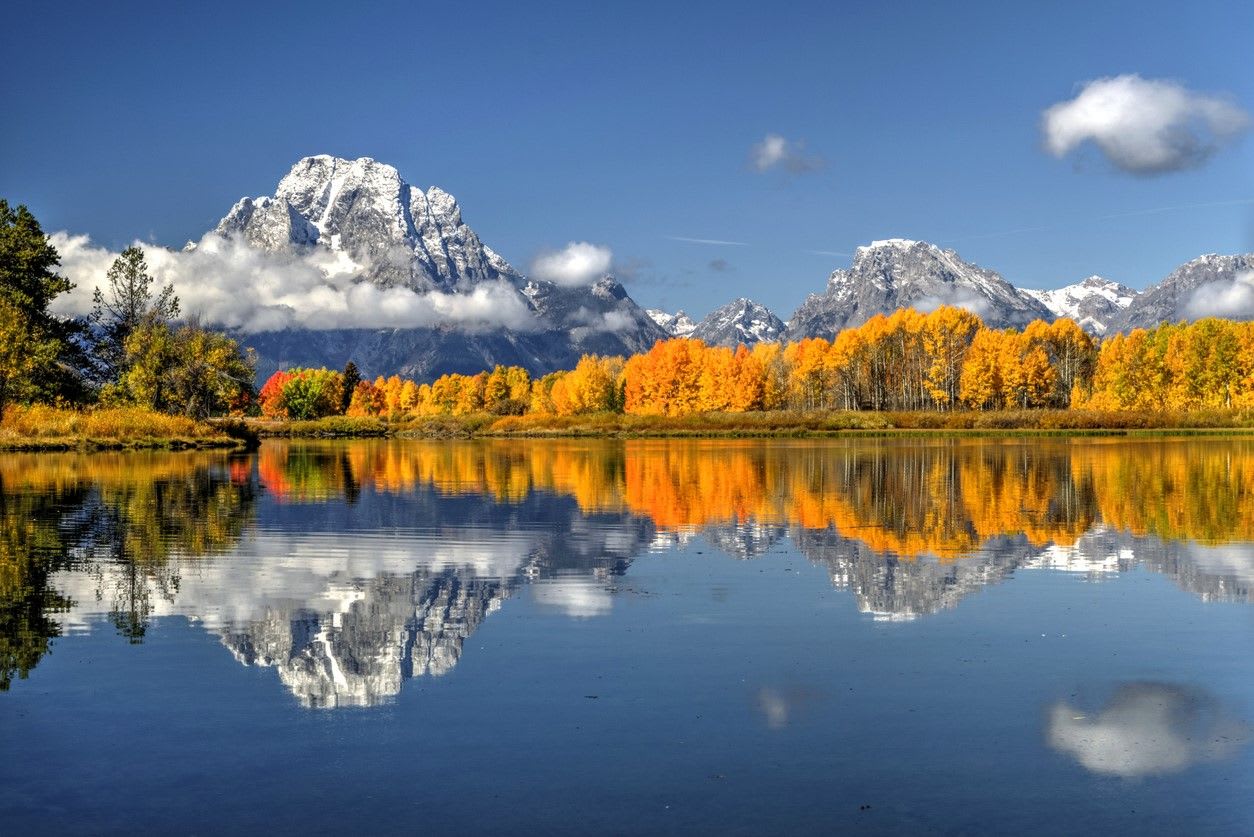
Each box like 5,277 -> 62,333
1048,683 -> 1251,778
3,437 -> 1254,706
0,452 -> 254,688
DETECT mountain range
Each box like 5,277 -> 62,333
209,155 -> 1254,377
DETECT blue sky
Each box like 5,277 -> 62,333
3,0 -> 1252,318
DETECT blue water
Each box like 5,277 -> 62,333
1,439 -> 1251,834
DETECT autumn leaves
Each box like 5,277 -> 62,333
256,305 -> 1254,422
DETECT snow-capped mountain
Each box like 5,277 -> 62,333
215,155 -> 517,291
1112,253 -> 1254,332
212,155 -> 666,378
786,239 -> 1053,340
646,308 -> 697,337
1022,276 -> 1137,335
689,298 -> 786,347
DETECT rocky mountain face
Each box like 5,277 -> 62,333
646,308 -> 697,337
786,239 -> 1053,340
1023,276 -> 1137,335
1112,254 -> 1254,331
646,299 -> 784,348
215,155 -> 666,378
216,155 -> 518,291
689,298 -> 786,347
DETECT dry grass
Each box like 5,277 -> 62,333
483,410 -> 892,437
880,408 -> 1254,431
252,415 -> 390,437
0,404 -> 245,450
240,408 -> 1254,441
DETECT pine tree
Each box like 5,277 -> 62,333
0,200 -> 89,408
91,246 -> 180,383
340,361 -> 361,413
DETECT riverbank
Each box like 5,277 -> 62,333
0,405 -> 256,451
249,408 -> 1254,439
9,405 -> 1253,451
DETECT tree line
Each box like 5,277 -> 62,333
12,197 -> 1254,421
257,304 -> 1254,420
254,307 -> 1113,419
0,201 -> 253,417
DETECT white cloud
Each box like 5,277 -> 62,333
1182,272 -> 1254,320
529,241 -> 613,287
1042,75 -> 1250,174
912,290 -> 993,318
531,577 -> 612,618
749,133 -> 824,173
47,232 -> 539,333
1047,682 -> 1249,777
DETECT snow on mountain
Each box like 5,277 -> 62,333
689,298 -> 786,347
646,308 -> 697,337
1112,253 -> 1254,331
211,155 -> 666,378
786,239 -> 1053,340
1022,276 -> 1137,335
216,155 -> 518,291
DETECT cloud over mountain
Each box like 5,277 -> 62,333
1182,271 -> 1254,320
48,232 -> 538,333
529,241 -> 614,287
1042,74 -> 1249,174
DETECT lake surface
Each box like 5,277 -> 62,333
2,437 -> 1252,834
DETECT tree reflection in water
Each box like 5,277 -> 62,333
2,437 -> 1253,703
0,451 -> 256,685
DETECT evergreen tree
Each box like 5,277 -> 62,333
0,200 -> 87,410
340,361 -> 361,413
91,246 -> 179,383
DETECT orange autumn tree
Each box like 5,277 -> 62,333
251,308 -> 1254,421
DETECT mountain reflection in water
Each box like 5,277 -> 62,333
2,437 -> 1253,707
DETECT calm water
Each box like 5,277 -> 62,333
2,437 -> 1252,834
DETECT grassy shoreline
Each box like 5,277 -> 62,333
8,406 -> 1254,451
0,405 -> 256,451
248,408 -> 1254,439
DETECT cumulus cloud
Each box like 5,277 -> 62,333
1047,682 -> 1249,777
1182,272 -> 1254,320
749,133 -> 824,173
1042,75 -> 1250,175
529,241 -> 613,287
47,232 -> 538,333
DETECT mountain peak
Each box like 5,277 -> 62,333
690,297 -> 785,347
217,154 -> 514,292
860,238 -> 921,252
209,155 -> 668,378
1023,276 -> 1137,335
1113,252 -> 1254,331
791,239 -> 1052,339
646,308 -> 697,337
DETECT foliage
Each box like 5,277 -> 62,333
281,368 -> 343,420
1075,319 -> 1254,411
0,298 -> 61,415
340,361 -> 361,413
0,200 -> 88,410
90,246 -> 180,383
109,322 -> 255,418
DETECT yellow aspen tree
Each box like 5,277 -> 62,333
959,328 -> 1003,409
